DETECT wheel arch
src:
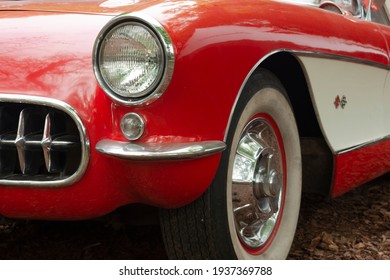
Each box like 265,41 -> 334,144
248,51 -> 333,195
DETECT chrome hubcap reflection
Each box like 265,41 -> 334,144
232,117 -> 284,249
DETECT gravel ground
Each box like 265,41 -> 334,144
0,174 -> 389,260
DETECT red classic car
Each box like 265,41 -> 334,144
0,0 -> 389,259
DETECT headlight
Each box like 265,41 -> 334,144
100,23 -> 164,98
93,13 -> 174,105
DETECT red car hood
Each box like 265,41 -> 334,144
0,0 -> 158,15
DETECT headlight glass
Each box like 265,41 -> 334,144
99,22 -> 164,99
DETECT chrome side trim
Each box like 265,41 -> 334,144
337,135 -> 390,155
295,50 -> 389,70
0,94 -> 90,188
96,139 -> 226,160
93,12 -> 175,106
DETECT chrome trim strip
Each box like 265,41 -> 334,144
336,135 -> 390,155
96,139 -> 226,160
0,94 -> 90,188
92,12 -> 175,106
295,50 -> 389,70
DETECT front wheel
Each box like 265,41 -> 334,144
160,69 -> 302,259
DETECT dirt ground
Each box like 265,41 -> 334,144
289,174 -> 390,260
0,174 -> 389,260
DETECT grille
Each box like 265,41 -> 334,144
0,96 -> 88,187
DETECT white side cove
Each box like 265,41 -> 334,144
297,55 -> 388,153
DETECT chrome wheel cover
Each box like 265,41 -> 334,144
232,116 -> 284,250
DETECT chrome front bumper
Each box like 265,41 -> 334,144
96,139 -> 226,161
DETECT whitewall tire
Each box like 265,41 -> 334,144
160,69 -> 302,259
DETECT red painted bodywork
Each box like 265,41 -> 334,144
0,0 -> 389,219
332,139 -> 390,197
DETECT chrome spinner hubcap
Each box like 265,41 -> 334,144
232,117 -> 284,250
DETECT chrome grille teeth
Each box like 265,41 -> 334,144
41,113 -> 53,173
0,104 -> 81,177
41,113 -> 79,174
0,95 -> 88,187
15,109 -> 44,175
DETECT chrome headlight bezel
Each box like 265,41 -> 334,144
93,13 -> 174,106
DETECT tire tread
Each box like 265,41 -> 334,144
160,191 -> 217,259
